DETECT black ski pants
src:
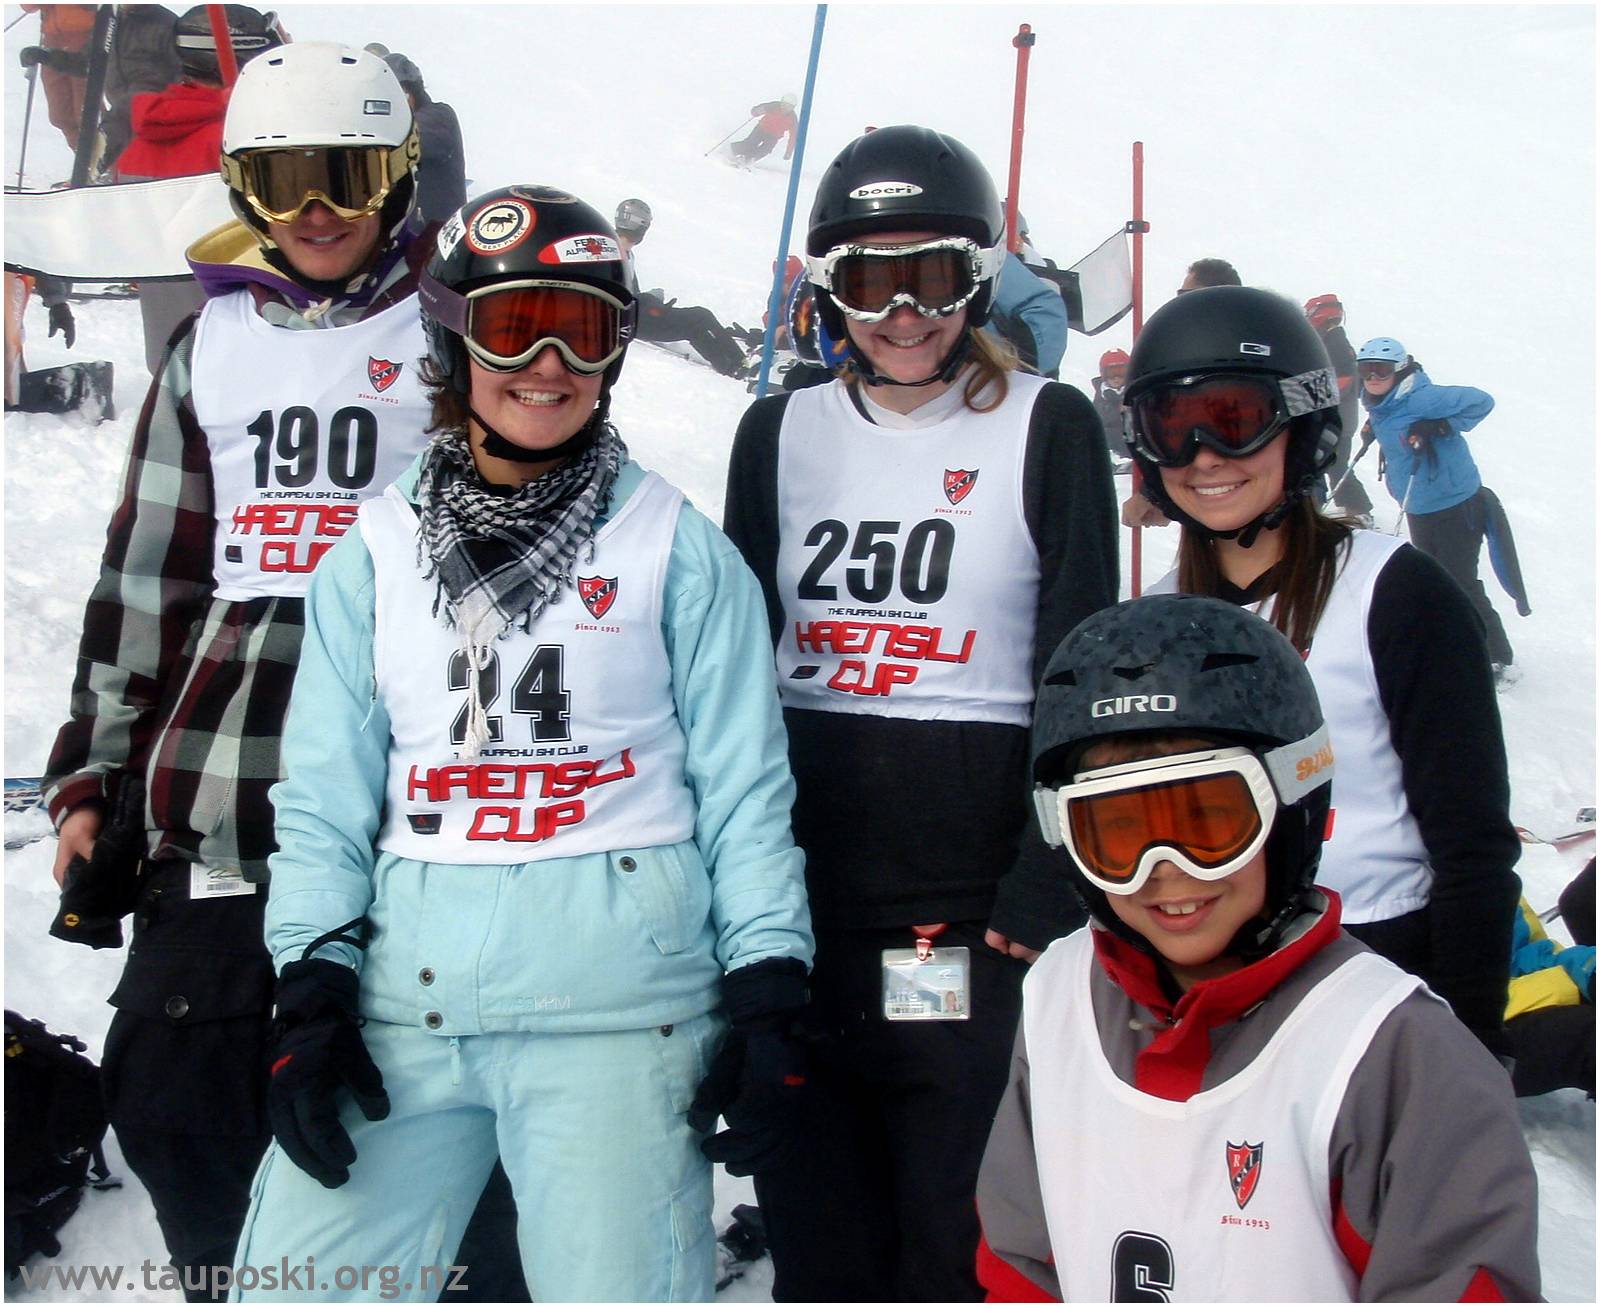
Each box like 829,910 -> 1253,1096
101,861 -> 529,1303
753,921 -> 1027,1302
636,296 -> 747,376
1407,491 -> 1514,664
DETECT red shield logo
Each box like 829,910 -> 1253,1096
578,576 -> 617,619
944,468 -> 977,505
1226,1141 -> 1263,1209
368,357 -> 401,392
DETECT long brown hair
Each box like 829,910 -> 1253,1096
838,325 -> 1016,413
1177,499 -> 1354,653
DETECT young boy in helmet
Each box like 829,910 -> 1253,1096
39,43 -> 525,1300
975,593 -> 1540,1302
228,185 -> 812,1302
1091,347 -> 1131,464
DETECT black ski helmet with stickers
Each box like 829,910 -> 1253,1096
1124,287 -> 1342,539
419,185 -> 638,397
806,126 -> 1005,381
1031,592 -> 1334,959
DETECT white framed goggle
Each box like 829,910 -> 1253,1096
1033,729 -> 1331,897
805,235 -> 1006,323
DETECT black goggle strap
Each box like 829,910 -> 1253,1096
1032,723 -> 1332,849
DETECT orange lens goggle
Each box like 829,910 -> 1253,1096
1036,748 -> 1278,896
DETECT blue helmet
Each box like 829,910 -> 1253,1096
1355,336 -> 1407,364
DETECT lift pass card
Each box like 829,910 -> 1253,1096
881,946 -> 971,1021
191,865 -> 258,899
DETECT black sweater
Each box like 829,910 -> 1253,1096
723,380 -> 1119,946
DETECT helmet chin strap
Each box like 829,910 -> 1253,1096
468,392 -> 609,467
851,322 -> 973,389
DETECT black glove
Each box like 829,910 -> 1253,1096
688,957 -> 809,1177
19,46 -> 87,75
267,960 -> 389,1189
1406,417 -> 1452,448
49,774 -> 147,950
47,301 -> 75,350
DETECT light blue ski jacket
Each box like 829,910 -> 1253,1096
986,254 -> 1068,376
1361,365 -> 1494,515
265,457 -> 813,1033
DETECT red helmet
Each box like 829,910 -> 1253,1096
1304,293 -> 1343,331
1098,348 -> 1130,373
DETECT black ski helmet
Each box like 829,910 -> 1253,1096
806,126 -> 1005,382
1032,593 -> 1334,959
174,5 -> 283,84
420,185 -> 638,398
1124,287 -> 1342,541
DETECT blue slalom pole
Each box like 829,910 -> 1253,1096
754,4 -> 827,399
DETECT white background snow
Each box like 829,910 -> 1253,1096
4,3 -> 1593,1301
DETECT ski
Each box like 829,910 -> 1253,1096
5,776 -> 44,813
1514,807 -> 1595,851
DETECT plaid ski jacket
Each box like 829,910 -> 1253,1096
44,224 -> 430,881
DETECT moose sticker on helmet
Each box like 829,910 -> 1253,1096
466,199 -> 536,256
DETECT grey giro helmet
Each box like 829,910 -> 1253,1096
1124,286 -> 1342,544
1032,593 -> 1334,959
806,125 -> 1005,385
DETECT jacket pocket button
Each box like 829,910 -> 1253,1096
424,1011 -> 443,1030
164,996 -> 190,1020
619,856 -> 637,873
419,968 -> 435,986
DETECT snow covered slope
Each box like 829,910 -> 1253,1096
5,4 -> 1592,1300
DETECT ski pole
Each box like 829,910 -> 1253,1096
15,59 -> 38,189
705,116 -> 757,157
1327,429 -> 1375,502
1391,471 -> 1415,535
5,12 -> 31,33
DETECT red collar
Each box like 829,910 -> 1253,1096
1090,890 -> 1344,1100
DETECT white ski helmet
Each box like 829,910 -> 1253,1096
1355,336 -> 1407,365
222,41 -> 413,154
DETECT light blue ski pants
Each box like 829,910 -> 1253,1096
232,1015 -> 720,1302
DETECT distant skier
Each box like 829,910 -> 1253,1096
986,253 -> 1068,377
18,4 -> 97,154
1177,255 -> 1240,293
614,197 -> 752,377
1356,334 -> 1525,677
1304,293 -> 1373,519
2,270 -> 111,421
1090,347 -> 1131,463
383,52 -> 466,224
728,95 -> 797,165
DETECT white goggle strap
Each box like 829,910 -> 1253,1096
1034,784 -> 1066,848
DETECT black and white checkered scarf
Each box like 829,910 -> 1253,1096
414,423 -> 625,753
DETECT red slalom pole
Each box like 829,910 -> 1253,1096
1004,23 -> 1035,254
1129,140 -> 1147,595
207,4 -> 239,87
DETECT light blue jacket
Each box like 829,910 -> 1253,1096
1361,365 -> 1494,515
266,457 -> 814,1034
986,254 -> 1068,376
